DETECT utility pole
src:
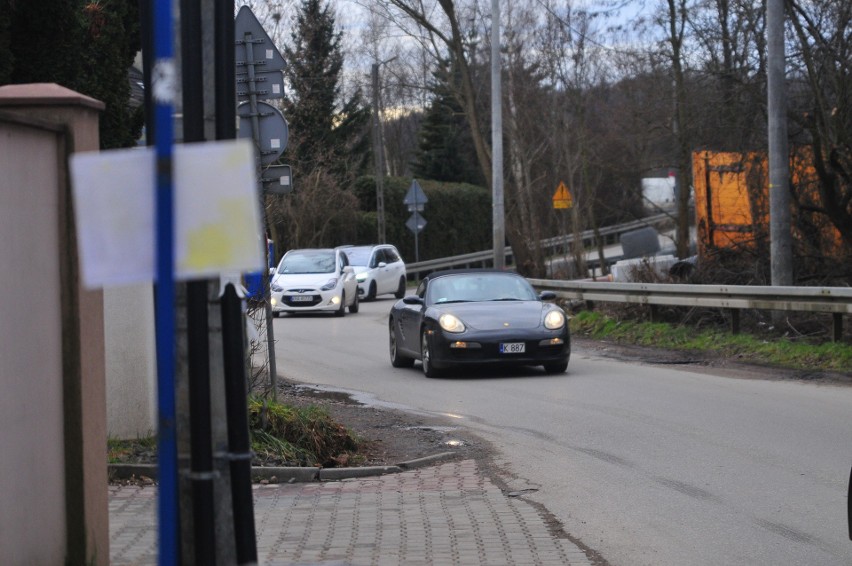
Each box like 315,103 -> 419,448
372,57 -> 396,244
767,0 -> 793,286
491,0 -> 505,270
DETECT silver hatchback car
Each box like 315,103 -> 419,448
338,244 -> 407,301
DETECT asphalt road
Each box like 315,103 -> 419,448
271,295 -> 852,566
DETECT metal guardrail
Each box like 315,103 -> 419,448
527,278 -> 852,341
405,213 -> 672,279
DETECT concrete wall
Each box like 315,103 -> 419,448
105,285 -> 158,439
0,111 -> 68,566
0,83 -> 109,566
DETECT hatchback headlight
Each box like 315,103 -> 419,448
544,310 -> 565,329
439,313 -> 465,333
271,283 -> 283,292
320,278 -> 338,291
356,272 -> 368,282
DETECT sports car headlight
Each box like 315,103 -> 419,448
356,273 -> 368,282
544,310 -> 566,330
439,313 -> 466,333
320,278 -> 338,291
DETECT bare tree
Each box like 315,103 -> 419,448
787,0 -> 852,249
267,156 -> 360,249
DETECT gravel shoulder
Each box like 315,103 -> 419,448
277,379 -> 493,468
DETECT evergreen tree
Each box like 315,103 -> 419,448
0,0 -> 13,84
412,62 -> 485,186
269,0 -> 370,250
282,0 -> 370,180
1,1 -> 142,149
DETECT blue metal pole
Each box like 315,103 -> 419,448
152,0 -> 178,564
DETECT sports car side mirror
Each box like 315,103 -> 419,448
539,291 -> 557,301
402,296 -> 424,306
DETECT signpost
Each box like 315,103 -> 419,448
234,5 -> 290,399
552,181 -> 573,209
553,181 -> 574,256
404,180 -> 428,262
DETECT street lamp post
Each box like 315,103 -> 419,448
372,56 -> 396,244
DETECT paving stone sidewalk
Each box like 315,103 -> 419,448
109,459 -> 592,565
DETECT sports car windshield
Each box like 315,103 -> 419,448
278,251 -> 336,274
427,274 -> 538,304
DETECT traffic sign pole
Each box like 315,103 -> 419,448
404,180 -> 428,263
235,6 -> 291,400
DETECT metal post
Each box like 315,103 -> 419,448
243,29 -> 278,398
491,0 -> 504,270
767,0 -> 793,286
414,190 -> 420,263
832,313 -> 843,343
180,0 -> 217,561
216,2 -> 258,562
221,284 -> 258,564
372,63 -> 386,243
152,0 -> 179,564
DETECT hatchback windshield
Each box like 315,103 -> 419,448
428,274 -> 538,304
278,251 -> 336,274
342,247 -> 372,266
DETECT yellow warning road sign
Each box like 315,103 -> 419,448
552,181 -> 573,209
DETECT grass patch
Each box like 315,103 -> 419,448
108,399 -> 363,468
570,310 -> 852,372
248,397 -> 361,467
107,435 -> 157,464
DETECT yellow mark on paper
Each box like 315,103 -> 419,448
180,198 -> 257,272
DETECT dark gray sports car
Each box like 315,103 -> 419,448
388,270 -> 571,377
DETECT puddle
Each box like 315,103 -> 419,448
398,425 -> 459,433
291,384 -> 437,417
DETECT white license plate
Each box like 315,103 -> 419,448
290,295 -> 313,302
500,342 -> 525,354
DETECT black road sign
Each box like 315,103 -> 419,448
237,101 -> 288,165
262,164 -> 294,195
235,6 -> 286,102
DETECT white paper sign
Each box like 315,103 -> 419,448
70,139 -> 264,288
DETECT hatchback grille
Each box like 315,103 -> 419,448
283,294 -> 321,307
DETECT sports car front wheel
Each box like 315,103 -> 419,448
389,322 -> 414,368
420,330 -> 443,378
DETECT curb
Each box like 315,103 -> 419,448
108,451 -> 460,484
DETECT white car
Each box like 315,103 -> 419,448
270,248 -> 359,317
338,244 -> 407,301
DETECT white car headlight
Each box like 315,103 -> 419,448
544,310 -> 566,330
320,278 -> 338,291
439,313 -> 465,333
271,283 -> 283,292
356,272 -> 368,282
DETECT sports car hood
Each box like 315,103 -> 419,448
437,301 -> 546,330
273,273 -> 335,289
